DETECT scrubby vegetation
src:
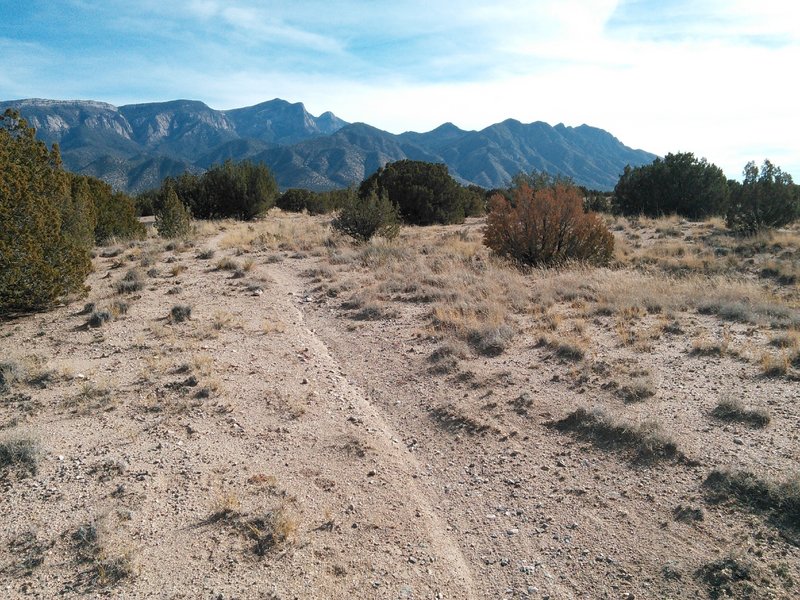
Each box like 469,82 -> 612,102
3,111 -> 800,598
613,152 -> 729,219
483,179 -> 614,266
359,159 -> 475,225
155,184 -> 193,238
74,174 -> 144,243
332,190 -> 400,242
150,159 -> 278,221
726,160 -> 800,234
1,110 -> 146,314
0,433 -> 40,477
276,187 -> 351,215
1,110 -> 93,314
703,470 -> 800,535
550,407 -> 681,462
613,153 -> 799,235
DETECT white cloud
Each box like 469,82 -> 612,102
3,0 -> 798,178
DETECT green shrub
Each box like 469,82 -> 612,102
201,160 -> 278,220
170,304 -> 192,322
155,185 -> 192,238
359,160 -> 468,225
613,152 -> 729,219
276,188 -> 339,214
70,174 -> 146,243
1,109 -> 92,314
332,191 -> 400,242
726,160 -> 800,234
484,182 -> 614,267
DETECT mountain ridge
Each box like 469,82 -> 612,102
2,97 -> 656,193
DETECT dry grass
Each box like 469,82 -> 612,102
0,431 -> 40,477
114,269 -> 144,294
536,333 -> 587,361
328,228 -> 529,357
218,211 -> 330,253
549,407 -> 681,462
616,375 -> 657,403
711,396 -> 770,427
314,214 -> 798,381
760,352 -> 792,377
72,520 -> 135,587
703,470 -> 800,537
215,257 -> 239,271
262,319 -> 287,334
211,311 -> 236,330
691,327 -> 733,357
67,382 -> 114,414
206,489 -> 299,557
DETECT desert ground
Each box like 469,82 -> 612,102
1,210 -> 798,599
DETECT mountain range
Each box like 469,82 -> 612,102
2,98 -> 657,194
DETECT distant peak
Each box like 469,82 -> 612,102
432,122 -> 463,133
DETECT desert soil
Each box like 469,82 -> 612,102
1,212 -> 798,599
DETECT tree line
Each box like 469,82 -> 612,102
613,152 -> 799,234
3,105 -> 798,314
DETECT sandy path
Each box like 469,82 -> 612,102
267,260 -> 479,598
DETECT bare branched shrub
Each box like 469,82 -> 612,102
483,183 -> 614,267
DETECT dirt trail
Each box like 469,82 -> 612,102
268,261 -> 479,598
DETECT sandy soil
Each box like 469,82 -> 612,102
1,213 -> 798,599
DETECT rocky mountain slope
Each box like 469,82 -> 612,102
2,98 -> 656,193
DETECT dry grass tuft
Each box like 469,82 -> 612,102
703,470 -> 800,536
616,375 -> 657,403
550,407 -> 681,462
114,269 -> 144,294
430,404 -> 495,435
536,333 -> 587,361
72,520 -> 135,587
0,431 -> 40,477
243,508 -> 299,556
711,396 -> 770,427
696,555 -> 760,600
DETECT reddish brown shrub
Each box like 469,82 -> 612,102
483,183 -> 614,267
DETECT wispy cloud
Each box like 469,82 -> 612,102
1,0 -> 798,178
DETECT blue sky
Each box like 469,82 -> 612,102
1,0 -> 798,179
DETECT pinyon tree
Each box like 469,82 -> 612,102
1,109 -> 92,314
